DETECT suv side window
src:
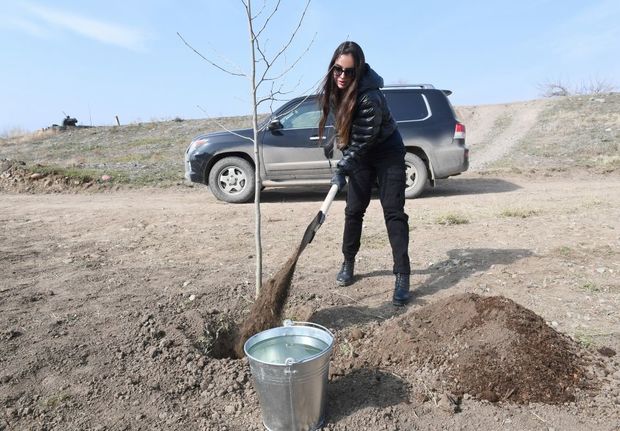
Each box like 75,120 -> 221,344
279,99 -> 321,129
384,91 -> 430,121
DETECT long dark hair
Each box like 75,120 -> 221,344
318,41 -> 366,150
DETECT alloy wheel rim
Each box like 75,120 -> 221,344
218,166 -> 246,194
405,163 -> 417,189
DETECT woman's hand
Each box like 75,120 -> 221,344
330,172 -> 347,192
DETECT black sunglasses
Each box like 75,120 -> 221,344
332,64 -> 355,78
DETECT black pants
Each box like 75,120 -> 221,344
342,133 -> 411,275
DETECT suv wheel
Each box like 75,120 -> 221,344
404,153 -> 428,199
208,157 -> 255,203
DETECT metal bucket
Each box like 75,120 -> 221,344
244,320 -> 334,431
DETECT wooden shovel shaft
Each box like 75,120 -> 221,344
320,184 -> 339,219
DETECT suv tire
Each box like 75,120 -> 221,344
208,157 -> 255,203
404,153 -> 428,199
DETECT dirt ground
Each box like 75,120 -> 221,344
1,171 -> 620,430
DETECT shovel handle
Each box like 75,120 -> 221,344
320,184 -> 339,217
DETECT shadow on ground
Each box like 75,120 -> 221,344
311,248 -> 533,330
259,186 -> 342,203
255,176 -> 519,203
413,248 -> 533,298
327,368 -> 409,423
311,302 -> 407,331
426,176 -> 521,197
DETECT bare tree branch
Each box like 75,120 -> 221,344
254,37 -> 270,68
251,0 -> 268,20
538,79 -> 569,97
254,0 -> 281,39
253,1 -> 311,78
538,78 -> 617,98
262,32 -> 316,82
177,32 -> 247,77
196,105 -> 254,142
577,78 -> 616,95
259,66 -> 331,120
203,39 -> 247,77
260,0 -> 311,79
256,78 -> 301,107
257,81 -> 281,106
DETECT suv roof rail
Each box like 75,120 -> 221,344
384,84 -> 436,89
383,84 -> 453,96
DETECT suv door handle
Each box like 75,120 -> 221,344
309,135 -> 325,141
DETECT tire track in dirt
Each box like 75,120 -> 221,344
458,99 -> 550,171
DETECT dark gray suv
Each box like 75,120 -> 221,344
184,84 -> 468,203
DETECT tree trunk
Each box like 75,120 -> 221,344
247,0 -> 263,298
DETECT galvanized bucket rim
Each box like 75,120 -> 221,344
244,320 -> 334,366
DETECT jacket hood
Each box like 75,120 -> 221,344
358,63 -> 384,93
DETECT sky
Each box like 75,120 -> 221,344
1,0 -> 619,134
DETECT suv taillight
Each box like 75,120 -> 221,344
454,122 -> 465,140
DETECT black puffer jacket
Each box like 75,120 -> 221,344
337,64 -> 397,173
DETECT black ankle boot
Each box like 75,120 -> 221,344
392,273 -> 410,306
336,260 -> 355,286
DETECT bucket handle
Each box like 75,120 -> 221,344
282,319 -> 334,339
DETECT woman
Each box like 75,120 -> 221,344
318,41 -> 411,306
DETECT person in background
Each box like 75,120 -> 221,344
318,41 -> 411,306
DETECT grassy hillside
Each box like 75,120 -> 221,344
458,93 -> 620,173
510,94 -> 620,171
1,93 -> 618,188
0,116 -> 254,187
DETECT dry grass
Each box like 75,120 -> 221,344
499,208 -> 541,218
579,281 -> 600,293
435,213 -> 470,225
0,127 -> 59,143
503,93 -> 620,170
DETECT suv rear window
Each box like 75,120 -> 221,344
384,91 -> 429,121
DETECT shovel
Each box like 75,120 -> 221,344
235,183 -> 341,355
299,184 -> 340,254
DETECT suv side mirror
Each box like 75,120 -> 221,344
268,119 -> 283,131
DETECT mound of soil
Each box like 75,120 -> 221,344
332,293 -> 590,404
0,159 -> 116,193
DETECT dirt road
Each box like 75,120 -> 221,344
2,172 -> 619,430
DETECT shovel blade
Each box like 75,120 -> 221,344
299,210 -> 325,253
297,184 -> 338,254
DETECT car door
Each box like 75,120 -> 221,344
261,97 -> 334,179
